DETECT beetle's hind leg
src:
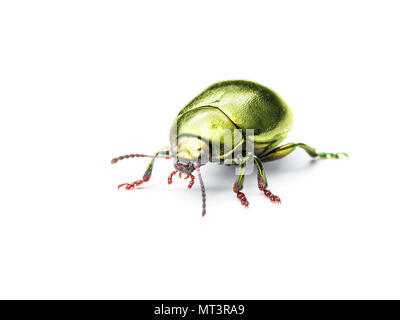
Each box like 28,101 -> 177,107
115,147 -> 170,190
261,143 -> 348,162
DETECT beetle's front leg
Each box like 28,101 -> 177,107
117,147 -> 170,190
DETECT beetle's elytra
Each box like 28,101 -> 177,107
112,80 -> 347,216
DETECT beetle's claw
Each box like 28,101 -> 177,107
118,183 -> 130,190
118,180 -> 144,190
336,152 -> 349,159
317,152 -> 349,159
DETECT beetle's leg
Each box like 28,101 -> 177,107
233,159 -> 250,208
253,155 -> 281,204
168,171 -> 195,188
167,170 -> 178,184
261,143 -> 348,162
117,147 -> 170,190
142,147 -> 170,181
185,174 -> 195,189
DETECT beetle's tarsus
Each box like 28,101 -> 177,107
233,182 -> 249,207
261,187 -> 281,204
317,151 -> 349,159
168,170 -> 178,184
187,174 -> 195,189
236,191 -> 249,207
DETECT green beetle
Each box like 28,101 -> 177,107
112,80 -> 347,216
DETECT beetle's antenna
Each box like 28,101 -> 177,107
111,153 -> 171,164
194,163 -> 206,217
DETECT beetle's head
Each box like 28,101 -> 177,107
174,159 -> 195,174
172,136 -> 209,170
169,136 -> 208,216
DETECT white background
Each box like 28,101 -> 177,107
1,0 -> 399,299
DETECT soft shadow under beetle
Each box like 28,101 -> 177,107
112,80 -> 347,216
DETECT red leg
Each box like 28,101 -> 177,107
186,174 -> 195,189
168,170 -> 178,184
168,171 -> 195,188
233,182 -> 249,207
118,171 -> 153,190
263,189 -> 281,203
258,177 -> 280,203
118,179 -> 144,190
115,149 -> 171,190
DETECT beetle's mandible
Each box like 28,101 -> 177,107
111,80 -> 347,216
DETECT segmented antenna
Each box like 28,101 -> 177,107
111,153 -> 171,164
194,163 -> 206,217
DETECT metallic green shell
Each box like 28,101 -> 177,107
170,80 -> 293,161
